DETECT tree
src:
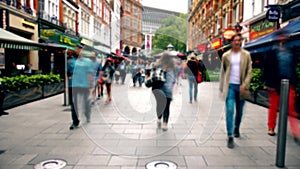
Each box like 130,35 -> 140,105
152,13 -> 188,55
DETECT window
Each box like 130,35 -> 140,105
202,9 -> 206,20
132,19 -> 138,29
125,16 -> 130,27
233,4 -> 239,25
125,30 -> 130,39
133,5 -> 138,16
222,9 -> 227,28
215,16 -> 219,35
81,10 -> 90,36
94,19 -> 101,35
125,0 -> 130,12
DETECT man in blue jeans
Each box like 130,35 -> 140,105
219,33 -> 252,148
69,44 -> 94,130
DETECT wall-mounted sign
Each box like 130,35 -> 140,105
22,19 -> 35,29
250,19 -> 277,40
0,9 -> 8,29
81,38 -> 93,47
211,38 -> 222,49
266,8 -> 280,22
41,29 -> 80,46
223,29 -> 236,40
197,44 -> 207,53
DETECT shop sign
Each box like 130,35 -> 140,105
250,19 -> 277,40
266,8 -> 280,22
197,44 -> 207,53
41,29 -> 80,46
0,9 -> 8,29
22,19 -> 35,29
211,38 -> 222,49
223,29 -> 236,40
81,38 -> 93,47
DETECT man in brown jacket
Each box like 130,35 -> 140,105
219,33 -> 252,148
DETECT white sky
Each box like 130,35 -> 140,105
142,0 -> 189,13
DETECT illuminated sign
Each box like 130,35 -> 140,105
197,44 -> 207,53
211,38 -> 222,49
22,19 -> 35,29
250,19 -> 277,40
81,38 -> 93,46
266,9 -> 280,22
41,29 -> 80,46
223,29 -> 236,40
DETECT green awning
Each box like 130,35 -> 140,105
0,28 -> 41,50
46,43 -> 76,50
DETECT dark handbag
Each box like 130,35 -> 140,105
145,68 -> 166,89
197,71 -> 202,83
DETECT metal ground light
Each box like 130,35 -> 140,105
34,159 -> 67,169
146,160 -> 177,169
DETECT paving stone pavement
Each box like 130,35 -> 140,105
0,79 -> 300,169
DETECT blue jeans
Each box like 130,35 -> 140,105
188,75 -> 198,101
226,84 -> 245,136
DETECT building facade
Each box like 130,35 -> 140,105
188,0 -> 244,53
110,0 -> 121,53
120,0 -> 143,56
93,0 -> 112,53
142,6 -> 180,56
0,0 -> 39,75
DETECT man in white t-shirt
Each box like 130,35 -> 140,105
219,33 -> 252,148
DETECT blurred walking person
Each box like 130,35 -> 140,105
152,52 -> 176,131
102,57 -> 115,104
263,30 -> 300,143
219,33 -> 252,148
90,52 -> 102,104
186,53 -> 205,103
69,45 -> 94,129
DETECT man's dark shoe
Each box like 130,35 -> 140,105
234,128 -> 240,138
0,111 -> 9,116
69,123 -> 79,130
227,137 -> 235,149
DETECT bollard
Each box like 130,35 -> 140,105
276,79 -> 289,168
64,49 -> 69,106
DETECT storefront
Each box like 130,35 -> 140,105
39,29 -> 81,75
0,9 -> 39,75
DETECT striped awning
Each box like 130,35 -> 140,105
0,28 -> 41,50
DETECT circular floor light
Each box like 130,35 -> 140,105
34,159 -> 67,169
146,160 -> 177,169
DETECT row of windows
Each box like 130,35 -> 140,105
125,0 -> 141,16
81,10 -> 90,36
63,4 -> 76,31
124,16 -> 141,29
124,30 -> 139,43
93,0 -> 102,17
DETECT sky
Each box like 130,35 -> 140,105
142,0 -> 189,13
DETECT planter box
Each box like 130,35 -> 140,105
3,87 -> 43,109
43,82 -> 64,97
246,91 -> 257,103
255,90 -> 269,108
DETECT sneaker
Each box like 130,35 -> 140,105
162,122 -> 168,131
157,119 -> 162,129
69,123 -> 79,130
227,137 -> 234,149
234,128 -> 240,138
268,128 -> 275,136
